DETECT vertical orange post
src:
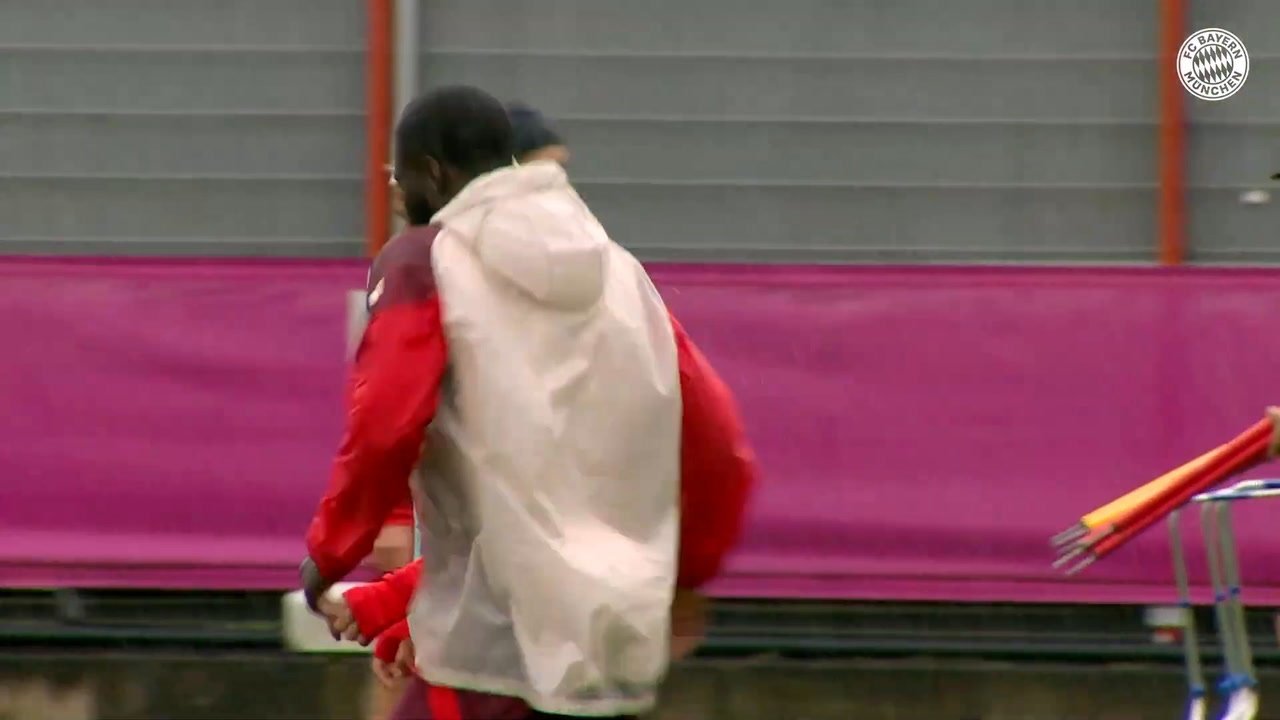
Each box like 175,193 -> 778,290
365,0 -> 394,256
1157,0 -> 1187,265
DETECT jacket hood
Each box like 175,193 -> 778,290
432,161 -> 607,311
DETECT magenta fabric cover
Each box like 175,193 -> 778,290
4,258 -> 1280,604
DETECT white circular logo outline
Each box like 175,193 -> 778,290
1178,28 -> 1249,102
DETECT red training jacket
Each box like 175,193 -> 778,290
305,226 -> 447,581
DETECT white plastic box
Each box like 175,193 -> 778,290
281,583 -> 371,653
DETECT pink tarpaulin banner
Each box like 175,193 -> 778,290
5,258 -> 1280,603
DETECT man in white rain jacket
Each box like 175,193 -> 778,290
302,86 -> 755,719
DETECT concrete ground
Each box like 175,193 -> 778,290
0,650 -> 1255,720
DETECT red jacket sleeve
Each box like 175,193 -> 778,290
372,619 -> 412,664
305,226 -> 446,582
671,316 -> 757,589
343,558 -> 423,640
383,497 -> 416,527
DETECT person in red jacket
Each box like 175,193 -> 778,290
301,86 -> 755,720
366,497 -> 415,719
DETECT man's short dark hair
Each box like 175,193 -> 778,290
397,85 -> 514,176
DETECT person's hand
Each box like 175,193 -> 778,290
299,557 -> 332,613
316,592 -> 364,643
372,635 -> 416,688
1268,407 -> 1280,458
669,589 -> 709,660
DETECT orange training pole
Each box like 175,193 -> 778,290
364,0 -> 394,256
1157,0 -> 1187,265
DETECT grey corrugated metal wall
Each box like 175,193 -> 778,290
0,0 -> 367,256
418,0 -> 1163,263
1185,1 -> 1280,262
1,2 -> 1275,262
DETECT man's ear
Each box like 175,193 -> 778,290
421,156 -> 442,189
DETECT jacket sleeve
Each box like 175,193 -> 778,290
382,497 -> 416,527
305,227 -> 446,582
670,316 -> 758,589
343,558 -> 424,640
372,619 -> 412,664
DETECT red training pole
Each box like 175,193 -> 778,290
1095,435 -> 1269,559
364,0 -> 394,257
1157,0 -> 1188,265
1107,419 -> 1273,534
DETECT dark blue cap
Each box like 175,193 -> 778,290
507,103 -> 564,159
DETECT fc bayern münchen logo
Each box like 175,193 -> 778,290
1178,28 -> 1249,101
